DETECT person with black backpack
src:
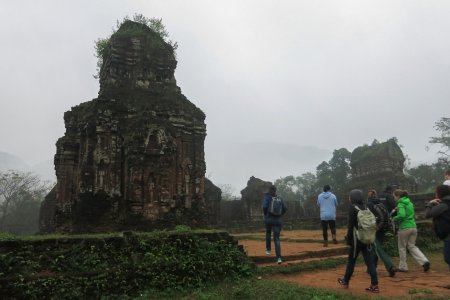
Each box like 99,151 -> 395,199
262,185 -> 287,264
425,184 -> 450,271
378,186 -> 396,215
338,189 -> 379,293
367,189 -> 397,277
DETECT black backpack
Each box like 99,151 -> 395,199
369,201 -> 390,232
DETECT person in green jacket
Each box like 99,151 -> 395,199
393,189 -> 430,272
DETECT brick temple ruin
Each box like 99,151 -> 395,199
40,21 -> 210,232
348,138 -> 416,193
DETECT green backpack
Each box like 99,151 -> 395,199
354,206 -> 377,245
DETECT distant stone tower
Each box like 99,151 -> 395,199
241,176 -> 272,221
349,139 -> 416,193
45,21 -> 207,232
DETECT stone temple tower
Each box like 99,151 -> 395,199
42,21 -> 207,232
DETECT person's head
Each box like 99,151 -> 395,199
323,185 -> 331,192
393,189 -> 408,201
367,189 -> 377,199
268,185 -> 277,196
349,189 -> 364,205
385,186 -> 393,193
436,184 -> 450,199
445,170 -> 450,180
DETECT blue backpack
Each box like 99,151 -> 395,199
268,197 -> 284,216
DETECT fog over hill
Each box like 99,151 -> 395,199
205,142 -> 332,195
0,152 -> 55,183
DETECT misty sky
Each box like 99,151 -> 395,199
1,0 -> 449,188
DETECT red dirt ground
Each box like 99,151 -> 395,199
234,229 -> 450,299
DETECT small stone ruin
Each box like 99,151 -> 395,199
40,21 -> 210,232
241,176 -> 272,220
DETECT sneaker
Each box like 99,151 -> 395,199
323,240 -> 328,247
423,262 -> 430,272
333,238 -> 338,244
397,268 -> 408,273
266,250 -> 271,256
388,267 -> 396,277
337,277 -> 348,288
277,258 -> 282,264
365,285 -> 379,293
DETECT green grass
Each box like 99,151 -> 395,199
257,257 -> 347,276
135,277 -> 376,300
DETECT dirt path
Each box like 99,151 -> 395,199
234,229 -> 450,299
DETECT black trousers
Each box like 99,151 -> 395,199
321,220 -> 336,241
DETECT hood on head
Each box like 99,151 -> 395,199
350,189 -> 364,205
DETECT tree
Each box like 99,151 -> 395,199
274,175 -> 299,202
94,14 -> 178,79
429,117 -> 450,163
0,170 -> 50,234
295,172 -> 319,201
316,161 -> 333,189
274,172 -> 319,203
407,163 -> 441,193
328,148 -> 351,194
218,184 -> 236,201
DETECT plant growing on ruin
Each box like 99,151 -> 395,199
94,13 -> 178,79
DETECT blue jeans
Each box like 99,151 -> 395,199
444,240 -> 450,269
344,241 -> 378,285
265,216 -> 282,259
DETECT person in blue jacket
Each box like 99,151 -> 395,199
262,185 -> 287,264
317,184 -> 338,246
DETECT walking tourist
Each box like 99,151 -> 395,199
393,189 -> 430,272
425,184 -> 450,270
317,184 -> 338,247
262,185 -> 287,264
378,186 -> 396,214
367,189 -> 397,277
338,189 -> 379,293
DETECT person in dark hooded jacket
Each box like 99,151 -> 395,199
338,189 -> 379,293
262,185 -> 287,264
367,189 -> 396,277
425,184 -> 450,270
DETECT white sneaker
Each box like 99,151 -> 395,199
266,250 -> 271,256
277,258 -> 282,264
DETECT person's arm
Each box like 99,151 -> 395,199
262,195 -> 269,217
282,199 -> 287,215
393,203 -> 405,222
425,201 -> 447,218
346,206 -> 356,245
